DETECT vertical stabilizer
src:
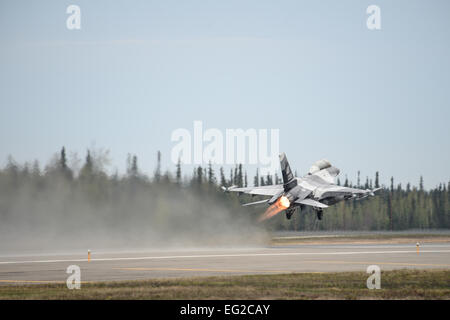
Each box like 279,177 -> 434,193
279,153 -> 297,191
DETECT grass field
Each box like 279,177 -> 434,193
0,269 -> 448,300
270,233 -> 450,246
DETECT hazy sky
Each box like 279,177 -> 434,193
0,0 -> 449,189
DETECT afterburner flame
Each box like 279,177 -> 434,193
258,196 -> 291,222
279,196 -> 290,208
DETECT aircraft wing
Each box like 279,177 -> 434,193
242,199 -> 270,206
222,184 -> 284,196
316,186 -> 382,200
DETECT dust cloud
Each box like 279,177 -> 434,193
0,169 -> 269,256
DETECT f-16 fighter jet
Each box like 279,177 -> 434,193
222,153 -> 381,221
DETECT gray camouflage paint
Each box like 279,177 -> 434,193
224,153 -> 381,219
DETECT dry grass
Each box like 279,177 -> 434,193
270,234 -> 450,246
0,269 -> 449,300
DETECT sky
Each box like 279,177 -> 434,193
0,0 -> 449,189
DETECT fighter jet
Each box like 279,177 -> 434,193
222,153 -> 381,221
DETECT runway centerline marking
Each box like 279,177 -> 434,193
0,250 -> 449,265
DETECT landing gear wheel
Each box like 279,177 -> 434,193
286,209 -> 295,220
316,210 -> 323,220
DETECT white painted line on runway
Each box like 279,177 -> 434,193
0,250 -> 449,265
291,245 -> 450,249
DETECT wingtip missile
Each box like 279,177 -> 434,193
221,185 -> 237,192
370,187 -> 383,196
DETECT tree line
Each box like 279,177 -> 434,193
0,147 -> 448,232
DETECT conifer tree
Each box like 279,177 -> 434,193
154,151 -> 161,182
266,173 -> 273,185
219,167 -> 226,186
254,168 -> 259,187
375,171 -> 380,188
197,166 -> 203,185
390,176 -> 394,193
59,146 -> 72,179
60,147 -> 67,171
244,171 -> 248,187
357,170 -> 361,188
131,155 -> 138,177
79,150 -> 93,180
237,164 -> 243,187
207,161 -> 215,185
176,158 -> 182,184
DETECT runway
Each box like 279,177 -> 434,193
1,242 -> 449,284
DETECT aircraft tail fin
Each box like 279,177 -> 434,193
279,153 -> 297,191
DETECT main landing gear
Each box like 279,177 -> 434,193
285,208 -> 296,220
316,209 -> 323,220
